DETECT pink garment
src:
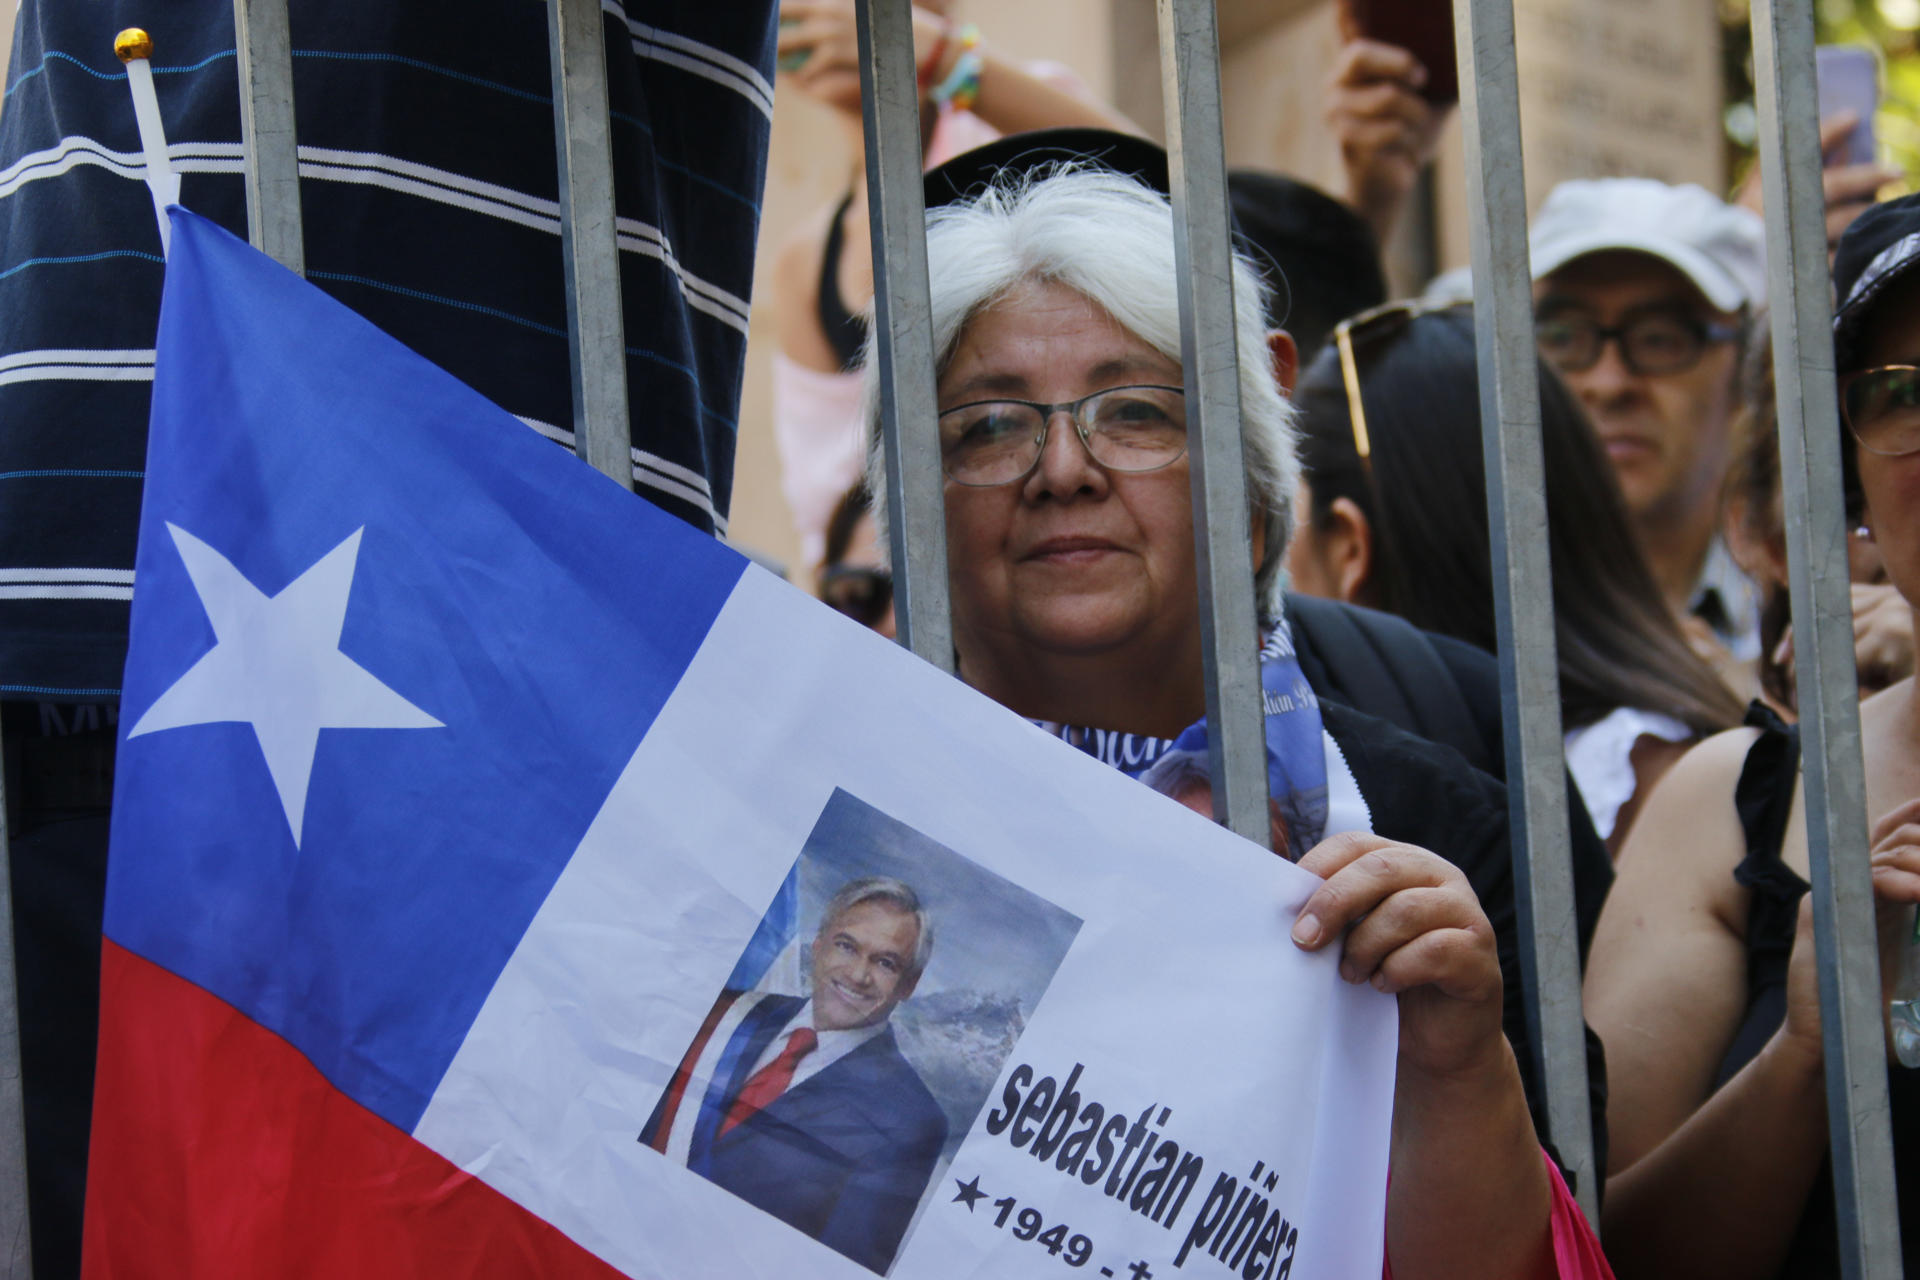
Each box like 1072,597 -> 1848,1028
1382,1150 -> 1614,1279
771,352 -> 868,570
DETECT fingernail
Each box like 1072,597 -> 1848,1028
1371,972 -> 1389,992
1292,913 -> 1322,948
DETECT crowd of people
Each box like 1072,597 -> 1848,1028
790,8 -> 1919,1279
0,0 -> 1915,1277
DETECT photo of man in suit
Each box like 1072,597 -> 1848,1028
642,876 -> 949,1273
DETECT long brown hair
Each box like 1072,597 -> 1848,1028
1295,306 -> 1744,736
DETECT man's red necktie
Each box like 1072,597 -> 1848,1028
720,1027 -> 818,1136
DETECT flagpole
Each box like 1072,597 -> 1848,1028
114,29 -> 179,256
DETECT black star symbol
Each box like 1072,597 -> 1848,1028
952,1174 -> 987,1210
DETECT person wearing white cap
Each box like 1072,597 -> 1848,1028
1527,177 -> 1768,664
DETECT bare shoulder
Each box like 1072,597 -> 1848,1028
1609,726 -> 1765,928
1588,727 -> 1766,1164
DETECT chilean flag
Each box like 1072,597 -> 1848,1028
86,210 -> 1400,1279
85,209 -> 751,1276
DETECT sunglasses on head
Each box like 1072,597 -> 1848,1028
818,563 -> 894,627
1330,298 -> 1471,468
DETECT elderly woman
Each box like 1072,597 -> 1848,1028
861,133 -> 1608,1279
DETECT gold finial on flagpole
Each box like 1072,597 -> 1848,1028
111,27 -> 177,253
113,29 -> 153,63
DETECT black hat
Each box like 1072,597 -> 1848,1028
919,128 -> 1293,332
921,127 -> 1171,210
1832,192 -> 1920,370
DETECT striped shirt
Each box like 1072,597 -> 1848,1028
0,1 -> 777,700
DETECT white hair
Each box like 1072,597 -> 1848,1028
860,165 -> 1300,622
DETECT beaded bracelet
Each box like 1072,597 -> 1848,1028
929,24 -> 982,113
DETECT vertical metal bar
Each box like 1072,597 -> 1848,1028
1155,0 -> 1270,852
856,0 -> 953,671
0,741 -> 32,1275
1751,4 -> 1902,1275
547,0 -> 634,488
231,0 -> 304,275
1452,0 -> 1597,1223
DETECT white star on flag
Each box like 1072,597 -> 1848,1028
129,523 -> 442,846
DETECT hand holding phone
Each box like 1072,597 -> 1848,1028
1335,0 -> 1458,106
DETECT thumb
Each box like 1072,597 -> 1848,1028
1820,111 -> 1862,161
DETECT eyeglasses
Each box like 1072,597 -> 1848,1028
1533,306 -> 1742,377
1838,364 -> 1920,457
1331,298 -> 1469,467
818,564 -> 893,627
936,384 -> 1188,487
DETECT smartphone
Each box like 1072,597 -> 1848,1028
1337,0 -> 1459,106
1816,44 -> 1878,167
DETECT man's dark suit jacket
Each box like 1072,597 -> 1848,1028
643,992 -> 948,1274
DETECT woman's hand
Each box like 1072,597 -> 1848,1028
1872,798 -> 1920,1018
1776,796 -> 1920,1061
1296,834 -> 1554,1280
1771,581 -> 1915,699
1324,40 -> 1449,246
1291,832 -> 1505,1081
1853,582 -> 1915,694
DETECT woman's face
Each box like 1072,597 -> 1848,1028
1852,275 -> 1920,610
939,280 -> 1200,686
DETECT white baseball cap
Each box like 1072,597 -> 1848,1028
1529,178 -> 1768,313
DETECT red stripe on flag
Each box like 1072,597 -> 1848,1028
84,940 -> 631,1278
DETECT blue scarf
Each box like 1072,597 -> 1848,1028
1035,624 -> 1329,860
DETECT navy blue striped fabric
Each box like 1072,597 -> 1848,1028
0,1 -> 778,700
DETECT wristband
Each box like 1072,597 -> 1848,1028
929,25 -> 983,113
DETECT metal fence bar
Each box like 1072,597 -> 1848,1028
0,762 -> 32,1274
546,0 -> 634,489
856,0 -> 954,672
231,0 -> 304,275
1155,0 -> 1271,852
1451,0 -> 1598,1223
1750,4 -> 1903,1275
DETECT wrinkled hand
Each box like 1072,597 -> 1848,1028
1291,832 -> 1504,1080
1770,581 -> 1914,698
1325,40 -> 1449,243
1735,113 -> 1897,254
1778,797 -> 1920,1060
